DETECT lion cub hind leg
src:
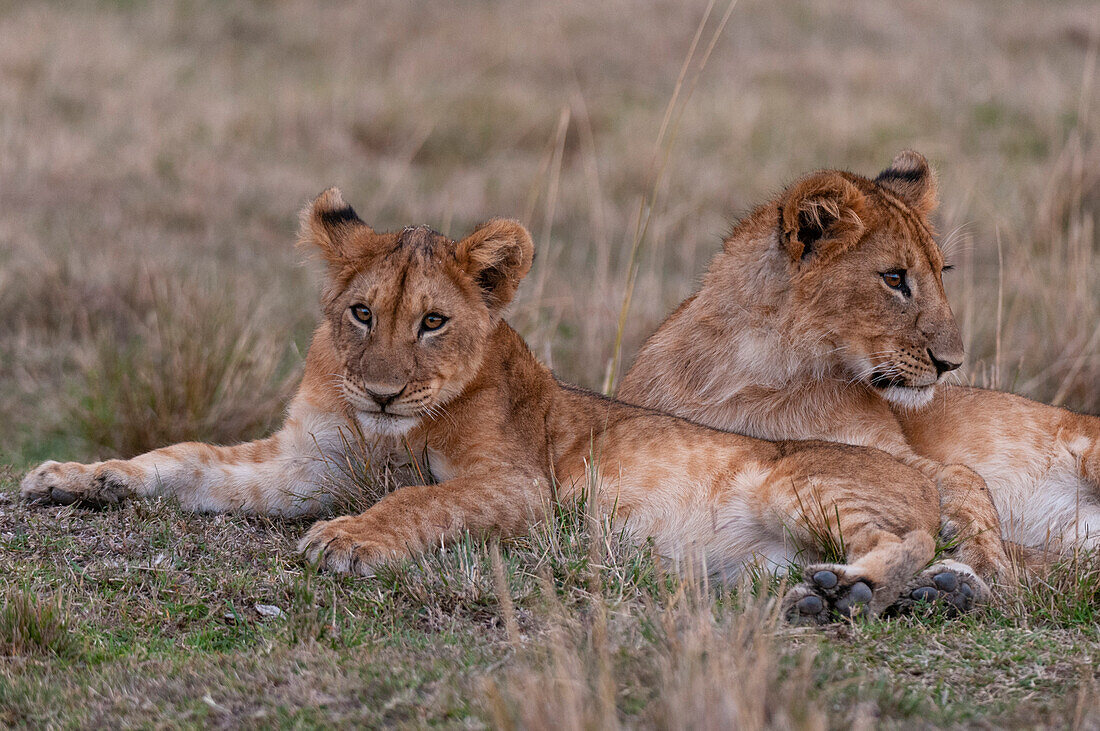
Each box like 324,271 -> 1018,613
773,446 -> 945,624
783,529 -> 934,624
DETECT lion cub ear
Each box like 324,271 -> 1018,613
779,172 -> 866,263
297,187 -> 371,267
874,150 -> 938,216
455,219 -> 535,312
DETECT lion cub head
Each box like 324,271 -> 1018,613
772,151 -> 962,408
299,188 -> 534,436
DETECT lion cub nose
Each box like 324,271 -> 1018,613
364,386 -> 405,410
928,349 -> 962,376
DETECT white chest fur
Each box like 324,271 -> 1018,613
426,448 -> 458,483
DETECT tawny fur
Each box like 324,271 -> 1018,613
20,189 -> 975,619
619,150 -> 1100,582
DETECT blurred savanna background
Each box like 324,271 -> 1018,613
1,0 -> 1098,727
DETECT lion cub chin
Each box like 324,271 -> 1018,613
21,188 -> 986,623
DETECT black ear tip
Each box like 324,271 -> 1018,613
876,150 -> 929,183
317,204 -> 361,228
312,188 -> 362,227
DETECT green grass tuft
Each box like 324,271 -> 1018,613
0,589 -> 80,659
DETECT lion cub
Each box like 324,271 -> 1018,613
22,189 -> 980,621
621,151 -> 1100,585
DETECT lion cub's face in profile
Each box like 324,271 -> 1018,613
777,152 -> 963,408
300,189 -> 532,436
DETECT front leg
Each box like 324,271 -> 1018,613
298,472 -> 549,574
918,459 -> 1015,587
21,402 -> 348,516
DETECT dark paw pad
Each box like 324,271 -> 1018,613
946,582 -> 975,612
785,567 -> 878,625
910,585 -> 939,602
785,589 -> 830,626
933,572 -> 958,592
47,487 -> 78,505
835,581 -> 873,617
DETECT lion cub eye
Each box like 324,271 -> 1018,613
349,304 -> 373,327
421,313 -> 448,333
881,270 -> 909,294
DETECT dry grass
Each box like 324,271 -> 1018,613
1011,546 -> 1100,626
72,275 -> 301,457
1,0 -> 1099,726
485,581 -> 829,731
1,0 -> 1097,462
2,475 -> 1096,727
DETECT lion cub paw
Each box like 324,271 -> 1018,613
782,564 -> 876,625
890,560 -> 989,615
20,461 -> 135,508
298,517 -> 394,577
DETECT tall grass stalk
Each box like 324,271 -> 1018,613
603,0 -> 739,394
